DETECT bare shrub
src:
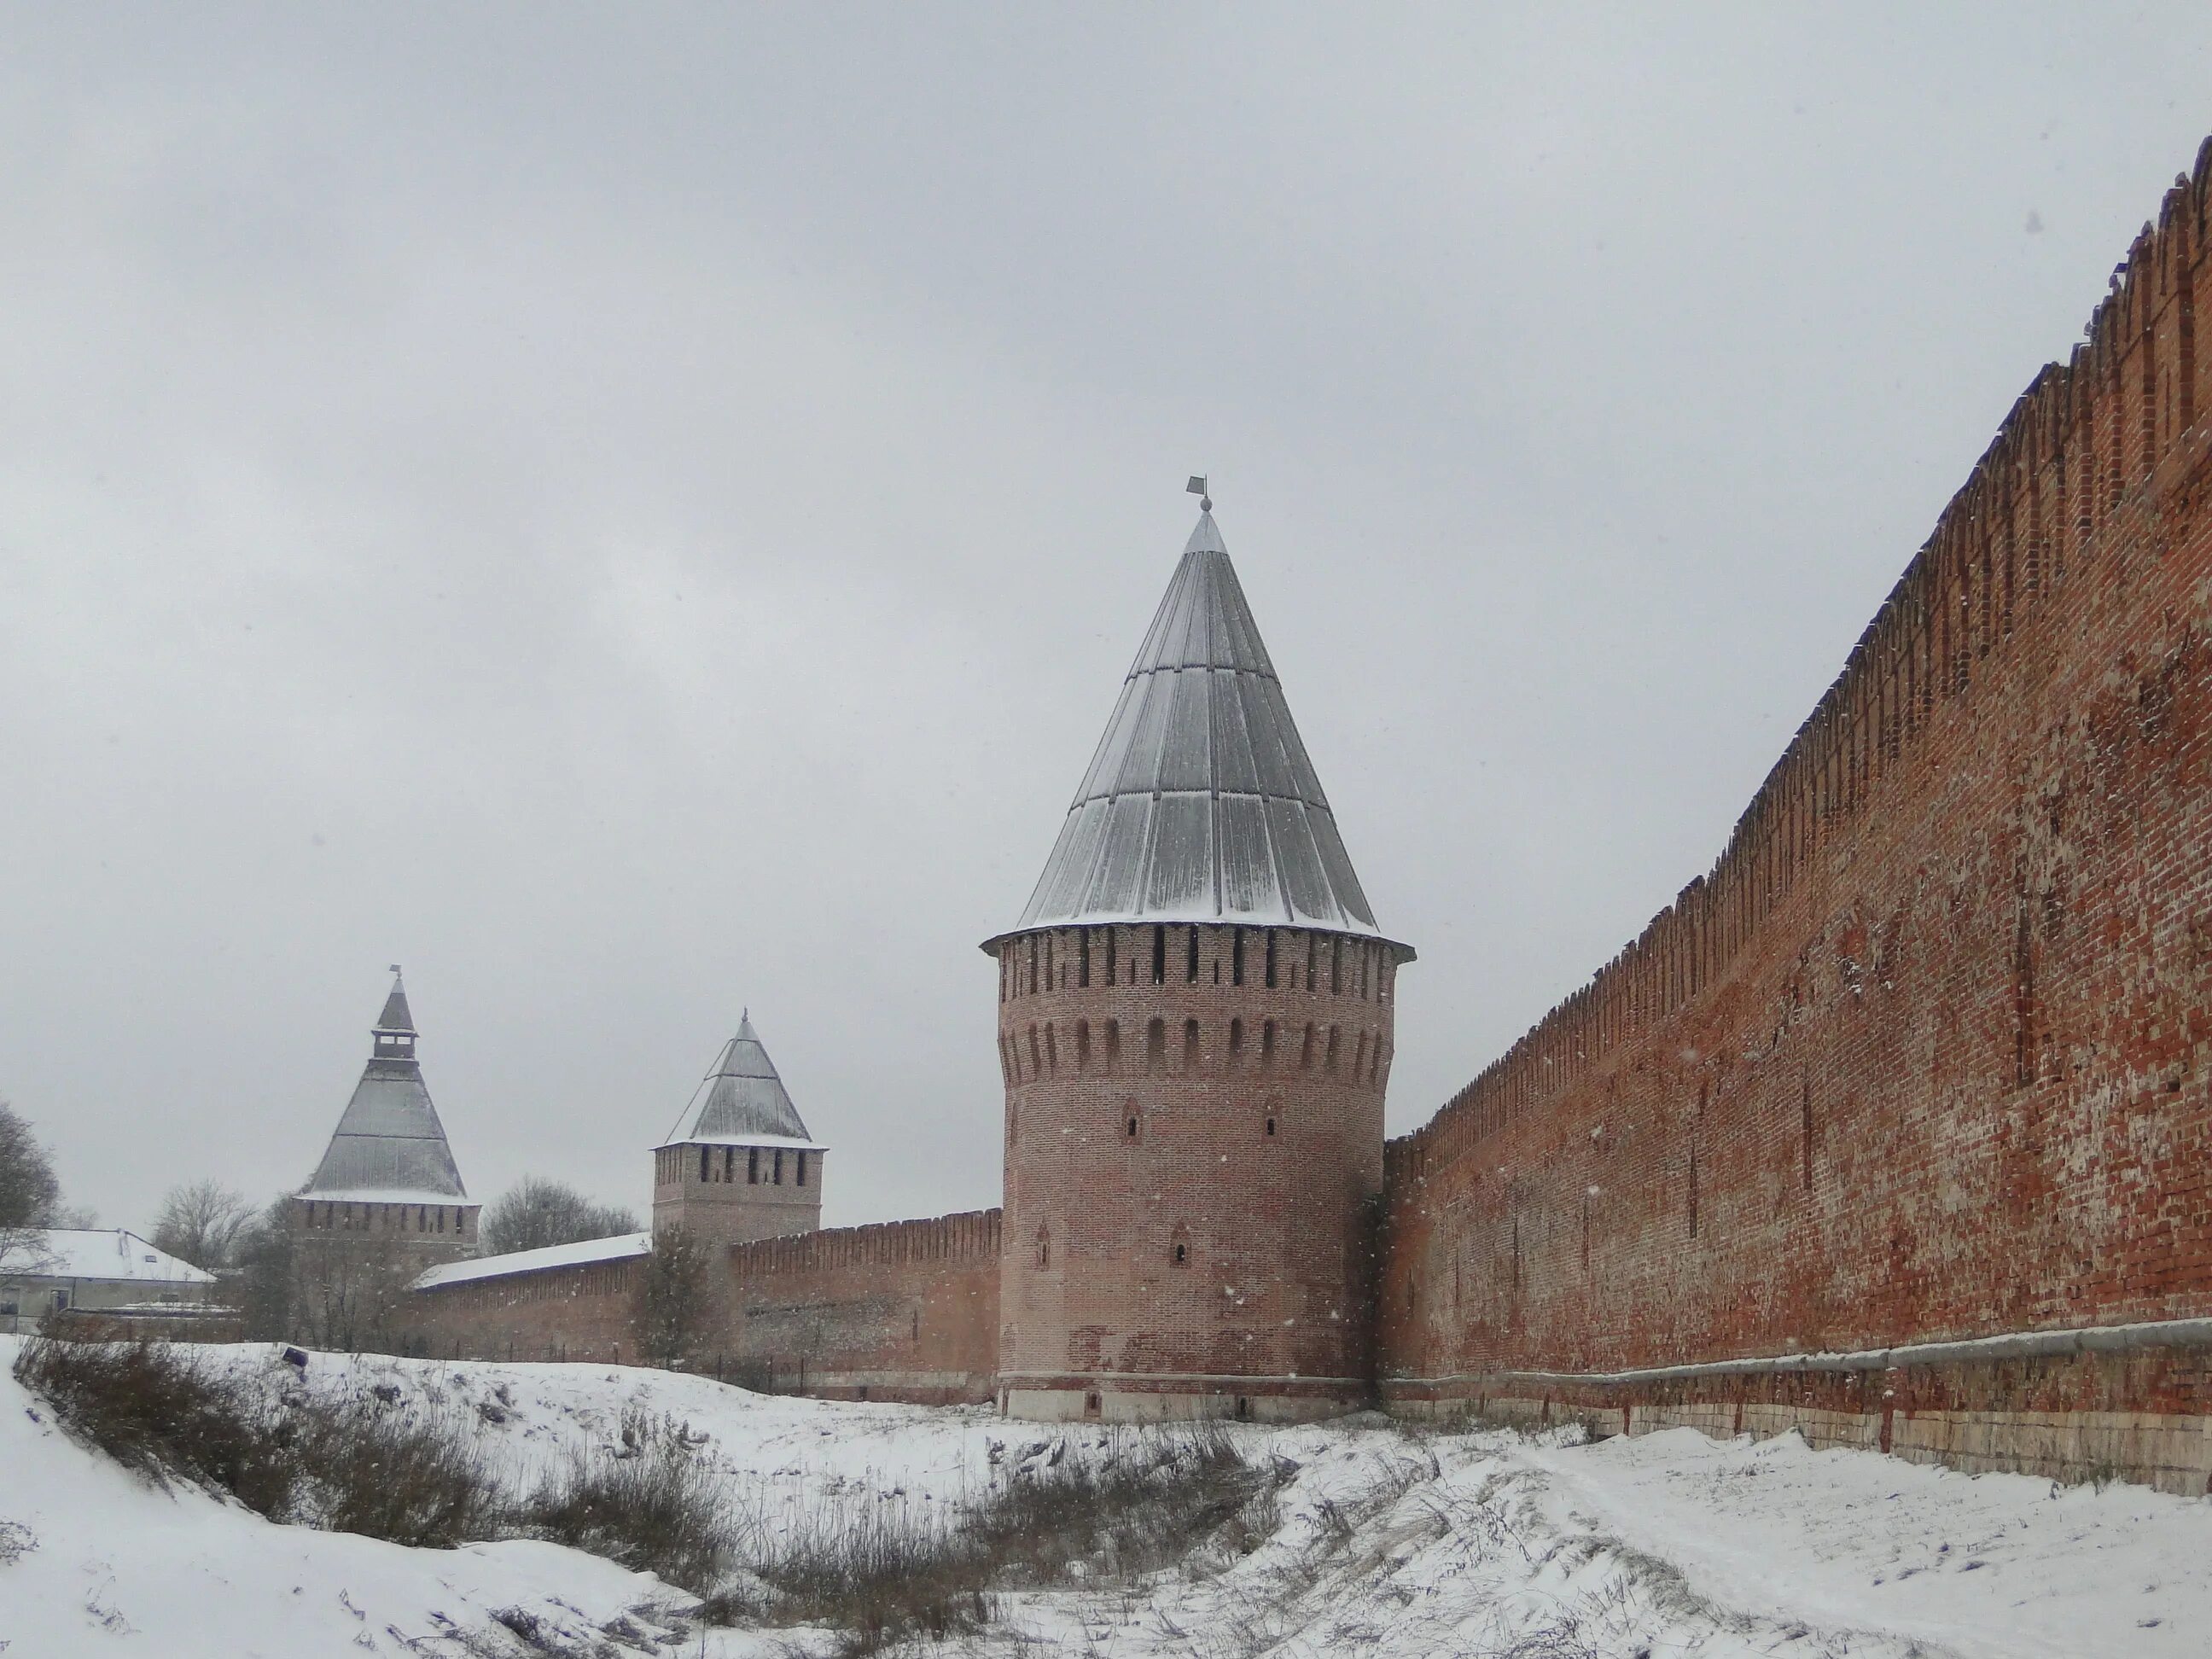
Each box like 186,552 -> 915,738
521,1408 -> 736,1595
11,1336 -> 299,1515
736,1489 -> 987,1654
746,1423 -> 1283,1656
13,1337 -> 497,1548
964,1423 -> 1273,1583
294,1394 -> 500,1547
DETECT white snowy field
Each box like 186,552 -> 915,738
3,1337 -> 2211,1657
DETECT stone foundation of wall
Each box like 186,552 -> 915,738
1385,1318 -> 2212,1495
1004,1377 -> 1359,1424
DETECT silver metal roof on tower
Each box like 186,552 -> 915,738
375,967 -> 415,1035
660,1012 -> 821,1149
302,971 -> 470,1202
998,504 -> 1396,946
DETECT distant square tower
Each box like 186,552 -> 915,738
652,1012 -> 825,1248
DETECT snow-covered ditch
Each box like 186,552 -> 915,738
3,1336 -> 2211,1656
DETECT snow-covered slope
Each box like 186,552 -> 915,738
5,1337 -> 2212,1657
0,1342 -> 702,1656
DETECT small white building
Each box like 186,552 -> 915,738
0,1230 -> 219,1335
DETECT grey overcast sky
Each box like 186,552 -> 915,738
3,5 -> 2209,1232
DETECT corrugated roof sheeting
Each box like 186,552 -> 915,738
665,1013 -> 814,1144
305,1064 -> 469,1200
1009,509 -> 1386,940
303,977 -> 469,1202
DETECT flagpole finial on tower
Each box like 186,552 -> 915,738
1186,474 -> 1211,513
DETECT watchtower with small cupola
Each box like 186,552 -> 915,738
288,969 -> 479,1348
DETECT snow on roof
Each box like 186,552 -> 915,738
651,1132 -> 825,1153
412,1231 -> 651,1291
663,1013 -> 816,1144
302,976 -> 469,1202
0,1230 -> 217,1284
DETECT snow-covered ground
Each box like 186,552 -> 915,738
3,1336 -> 2210,1656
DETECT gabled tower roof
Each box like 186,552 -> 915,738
998,508 -> 1397,946
302,971 -> 470,1202
661,1012 -> 819,1147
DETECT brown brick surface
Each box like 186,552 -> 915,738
404,1210 -> 1000,1404
998,923 -> 1402,1413
1377,145 -> 2212,1443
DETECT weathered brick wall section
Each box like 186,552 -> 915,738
723,1209 -> 1000,1404
652,1143 -> 824,1249
998,923 -> 1400,1421
404,1212 -> 1000,1404
1377,141 -> 2212,1492
408,1254 -> 645,1365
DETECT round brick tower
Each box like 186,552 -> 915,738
987,501 -> 1412,1423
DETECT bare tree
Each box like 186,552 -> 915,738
480,1176 -> 638,1256
640,1225 -> 712,1370
151,1179 -> 254,1271
290,1230 -> 420,1353
0,1099 -> 61,1273
233,1195 -> 299,1342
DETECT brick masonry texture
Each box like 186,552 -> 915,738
725,1209 -> 1000,1404
405,1210 -> 999,1403
651,1144 -> 824,1249
1376,140 -> 2212,1487
997,923 -> 1402,1416
407,1253 -> 645,1365
288,1196 -> 479,1262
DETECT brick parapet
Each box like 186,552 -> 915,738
731,1207 -> 999,1277
405,1252 -> 643,1364
725,1208 -> 1001,1403
1394,143 -> 2212,1189
1378,141 -> 2212,1439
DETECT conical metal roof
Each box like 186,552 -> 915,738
661,1012 -> 819,1146
302,975 -> 469,1202
999,509 -> 1391,943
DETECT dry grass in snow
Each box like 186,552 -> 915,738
7,1336 -> 2212,1657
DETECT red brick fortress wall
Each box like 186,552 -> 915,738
406,1253 -> 645,1365
1378,142 -> 2212,1493
401,1211 -> 1000,1403
722,1209 -> 1000,1405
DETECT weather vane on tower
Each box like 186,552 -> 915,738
1186,474 -> 1211,513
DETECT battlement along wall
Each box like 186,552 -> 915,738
1377,139 -> 2212,1494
